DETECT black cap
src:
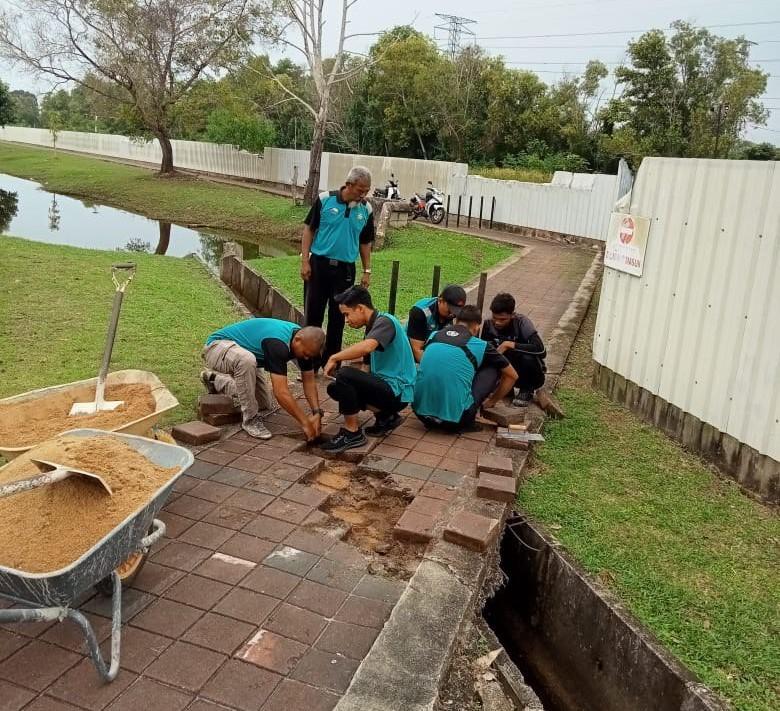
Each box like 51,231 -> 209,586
440,284 -> 467,317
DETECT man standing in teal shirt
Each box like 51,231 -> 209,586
320,286 -> 416,453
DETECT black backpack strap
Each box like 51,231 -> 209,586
458,344 -> 479,371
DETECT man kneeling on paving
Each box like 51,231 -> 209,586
321,286 -> 416,453
202,318 -> 326,440
413,305 -> 517,431
406,284 -> 467,362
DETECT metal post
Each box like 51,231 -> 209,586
445,195 -> 450,227
431,265 -> 441,297
490,196 -> 496,229
476,272 -> 488,313
456,196 -> 462,227
468,196 -> 473,228
478,196 -> 484,229
388,260 -> 400,315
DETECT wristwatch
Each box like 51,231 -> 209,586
363,268 -> 372,274
311,408 -> 325,416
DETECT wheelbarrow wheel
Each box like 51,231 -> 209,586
94,528 -> 152,597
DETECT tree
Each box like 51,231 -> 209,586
9,89 -> 38,126
206,108 -> 276,153
737,140 -> 778,161
0,0 -> 258,174
0,80 -> 13,126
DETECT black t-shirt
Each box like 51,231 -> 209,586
480,314 -> 546,358
406,305 -> 449,342
481,343 -> 511,371
261,338 -> 313,375
365,313 -> 396,351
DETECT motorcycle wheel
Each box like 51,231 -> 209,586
430,206 -> 445,224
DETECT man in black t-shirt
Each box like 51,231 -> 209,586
480,293 -> 547,406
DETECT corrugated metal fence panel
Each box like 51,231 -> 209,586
593,157 -> 780,460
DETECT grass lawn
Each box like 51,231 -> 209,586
519,292 -> 780,711
0,236 -> 240,431
248,224 -> 515,343
470,166 -> 552,183
0,142 -> 306,239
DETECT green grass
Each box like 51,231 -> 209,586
0,142 -> 306,239
0,236 -> 240,428
248,225 -> 515,343
519,293 -> 780,711
469,166 -> 552,183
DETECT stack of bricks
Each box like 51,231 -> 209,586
198,394 -> 242,427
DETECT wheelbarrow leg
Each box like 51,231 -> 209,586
67,571 -> 122,682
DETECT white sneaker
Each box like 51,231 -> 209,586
242,415 -> 272,440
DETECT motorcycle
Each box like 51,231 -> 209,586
410,181 -> 446,224
372,173 -> 401,200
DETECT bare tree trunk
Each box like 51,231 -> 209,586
304,115 -> 327,205
157,133 -> 175,175
155,222 -> 171,254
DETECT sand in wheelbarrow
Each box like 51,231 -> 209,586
0,383 -> 156,448
0,435 -> 177,574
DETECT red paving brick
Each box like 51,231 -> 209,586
413,440 -> 451,457
393,510 -> 436,543
188,480 -> 236,504
280,483 -> 330,508
476,472 -> 517,502
288,580 -> 347,617
218,533 -> 276,563
194,552 -> 256,585
172,421 -> 220,445
0,640 -> 80,691
315,620 -> 379,660
40,613 -> 111,653
447,447 -> 481,463
230,455 -> 273,474
224,489 -> 275,512
202,658 -> 281,711
419,481 -> 458,501
241,565 -> 302,599
237,629 -> 307,674
403,450 -> 443,469
178,521 -> 234,549
131,599 -> 203,638
407,495 -> 448,518
183,612 -> 255,655
437,457 -> 476,475
117,627 -> 171,673
444,510 -> 501,552
262,679 -> 339,711
196,448 -> 238,466
0,630 -> 28,662
20,698 -> 82,711
164,574 -> 232,610
291,648 -> 359,693
242,515 -> 296,542
264,603 -> 327,645
145,641 -> 225,692
213,588 -> 279,624
372,443 -> 408,459
477,452 -> 514,477
107,677 -> 193,711
0,679 -> 34,711
47,658 -> 133,710
164,495 -> 216,521
283,529 -> 336,556
202,503 -> 257,531
271,463 -> 309,482
305,559 -> 363,593
210,466 -> 256,487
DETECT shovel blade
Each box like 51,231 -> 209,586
30,459 -> 114,496
68,399 -> 124,416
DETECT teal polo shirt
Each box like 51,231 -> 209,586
304,188 -> 375,263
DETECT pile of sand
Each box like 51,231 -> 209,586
0,435 -> 178,574
0,384 -> 156,448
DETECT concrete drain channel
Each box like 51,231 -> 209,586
481,514 -> 727,711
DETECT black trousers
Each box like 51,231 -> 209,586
327,367 -> 405,418
304,255 -> 356,364
504,351 -> 546,394
416,366 -> 500,432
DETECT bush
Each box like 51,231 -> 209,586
205,109 -> 276,154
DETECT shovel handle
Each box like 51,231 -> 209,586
0,470 -> 69,499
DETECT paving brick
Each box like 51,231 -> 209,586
263,499 -> 313,525
236,629 -> 307,674
213,588 -> 278,624
18,697 -> 81,711
264,546 -> 320,577
407,495 -> 447,518
335,595 -> 393,628
186,460 -> 221,479
224,488 -> 275,512
476,472 -> 517,502
173,421 -> 221,445
281,483 -> 330,508
214,438 -> 254,454
48,658 -> 132,710
383,433 -> 419,450
291,648 -> 359,693
219,533 -> 276,563
372,443 -> 408,459
447,446 -> 481,463
202,411 -> 242,426
40,613 -> 110,653
0,679 -> 34,711
209,466 -> 255,487
419,481 -> 458,501
172,474 -> 199,494
393,425 -> 425,441
178,521 -> 235,549
315,620 -> 379,660
262,679 -> 339,711
195,551 -> 256,584
323,541 -> 369,569
403,450 -> 443,469
437,457 -> 476,476
477,452 -> 514,477
158,511 -> 194,539
149,540 -> 212,572
257,436 -> 302,454
495,430 -> 530,450
393,510 -> 436,543
428,469 -> 466,487
186,701 -> 227,711
302,509 -> 331,527
0,640 -> 80,691
356,455 -> 398,477
282,451 -> 324,473
230,454 -> 273,474
188,480 -> 236,504
129,563 -> 184,597
182,612 -> 255,655
243,515 -> 296,542
117,627 -> 171,673
202,659 -> 281,711
164,574 -> 231,610
305,558 -> 363,593
480,403 -> 526,427
352,575 -> 407,604
287,579 -> 347,617
452,436 -> 489,452
459,428 -> 493,442
413,440 -> 450,457
245,473 -> 293,497
271,464 -> 309,482
107,678 -> 192,711
83,588 -> 153,621
282,529 -> 336,556
264,603 -> 326,645
247,445 -> 287,462
241,565 -> 301,599
443,511 -> 500,552
164,495 -> 217,521
196,448 -> 238,466
146,641 -> 225,692
131,599 -> 202,638
0,630 -> 27,662
421,430 -> 458,445
393,460 -> 434,481
384,473 -> 424,495
203,504 -> 257,531
198,393 -> 239,416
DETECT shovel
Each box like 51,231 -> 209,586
0,459 -> 113,499
70,263 -> 136,416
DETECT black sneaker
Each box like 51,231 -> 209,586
365,412 -> 402,437
200,370 -> 217,394
321,427 -> 367,453
512,391 -> 534,407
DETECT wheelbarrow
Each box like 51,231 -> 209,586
0,429 -> 193,681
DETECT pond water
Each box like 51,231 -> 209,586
0,173 -> 295,267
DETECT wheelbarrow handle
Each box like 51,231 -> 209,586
140,518 -> 166,549
112,262 -> 136,270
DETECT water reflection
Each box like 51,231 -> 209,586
0,172 -> 296,266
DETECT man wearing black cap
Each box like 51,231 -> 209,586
406,284 -> 467,362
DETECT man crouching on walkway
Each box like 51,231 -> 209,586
321,286 -> 417,453
202,318 -> 326,440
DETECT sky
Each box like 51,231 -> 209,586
2,0 -> 778,145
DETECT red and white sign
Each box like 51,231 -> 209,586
605,212 -> 651,277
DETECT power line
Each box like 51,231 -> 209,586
434,14 -> 477,59
501,60 -> 780,66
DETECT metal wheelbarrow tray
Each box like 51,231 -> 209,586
0,369 -> 179,461
0,429 -> 193,681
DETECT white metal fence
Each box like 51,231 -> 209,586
593,157 -> 780,462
